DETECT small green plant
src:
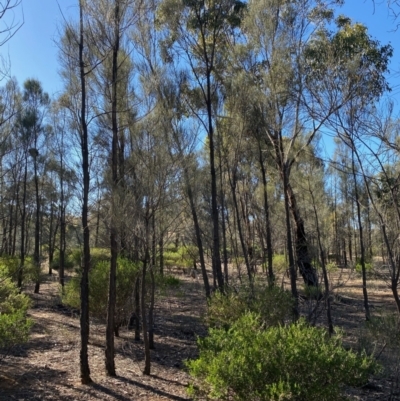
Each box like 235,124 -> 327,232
51,250 -> 75,271
163,246 -> 196,269
69,247 -> 111,269
158,274 -> 182,287
0,256 -> 36,284
272,253 -> 287,273
326,262 -> 338,273
206,283 -> 294,329
188,313 -> 379,401
63,257 -> 140,327
303,283 -> 323,299
355,261 -> 373,273
0,268 -> 32,352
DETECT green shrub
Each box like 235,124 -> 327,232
355,261 -> 373,273
157,274 -> 182,287
51,250 -> 75,271
0,256 -> 36,284
206,283 -> 294,329
163,246 -> 195,269
272,254 -> 287,272
0,271 -> 32,351
69,247 -> 111,269
188,314 -> 379,401
62,257 -> 140,324
326,262 -> 339,273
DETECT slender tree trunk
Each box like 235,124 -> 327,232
286,181 -> 318,288
48,201 -> 55,275
18,158 -> 28,288
134,275 -> 141,341
229,169 -> 252,284
351,152 -> 370,321
105,0 -> 121,377
159,233 -> 164,276
206,73 -> 224,291
309,187 -> 333,334
184,174 -> 210,297
218,138 -> 229,284
34,154 -> 41,294
258,143 -> 274,285
282,163 -> 299,319
141,222 -> 151,375
79,0 -> 92,384
148,262 -> 155,350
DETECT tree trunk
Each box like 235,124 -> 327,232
79,0 -> 92,384
282,164 -> 299,319
141,246 -> 151,375
229,169 -> 252,284
134,276 -> 141,341
351,153 -> 370,321
185,176 -> 210,298
33,154 -> 41,294
286,181 -> 318,288
105,0 -> 121,377
258,143 -> 274,285
18,158 -> 28,288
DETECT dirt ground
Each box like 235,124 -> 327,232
1,266 -> 400,400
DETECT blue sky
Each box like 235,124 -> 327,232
1,0 -> 400,99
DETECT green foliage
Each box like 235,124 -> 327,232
157,274 -> 182,288
303,283 -> 323,299
326,262 -> 339,273
70,247 -> 111,269
51,250 -> 75,271
0,256 -> 36,284
0,271 -> 32,351
355,261 -> 373,274
206,283 -> 294,329
272,254 -> 287,273
188,314 -> 379,401
62,257 -> 140,323
163,246 -> 196,269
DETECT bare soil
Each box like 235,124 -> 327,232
1,266 -> 400,400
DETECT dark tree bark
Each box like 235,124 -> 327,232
351,150 -> 370,321
33,150 -> 41,294
258,142 -> 274,285
105,0 -> 121,377
17,157 -> 28,288
78,0 -> 92,384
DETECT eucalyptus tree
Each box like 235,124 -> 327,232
58,0 -> 103,383
316,18 -> 393,320
157,0 -> 246,291
80,0 -> 139,376
15,79 -> 49,291
241,1 -> 392,309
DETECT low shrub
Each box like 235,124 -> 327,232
272,253 -> 287,272
188,313 -> 379,401
69,247 -> 111,269
355,261 -> 373,274
157,274 -> 182,287
163,246 -> 196,269
0,256 -> 36,284
0,269 -> 32,351
51,250 -> 75,271
62,257 -> 140,326
206,283 -> 294,329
